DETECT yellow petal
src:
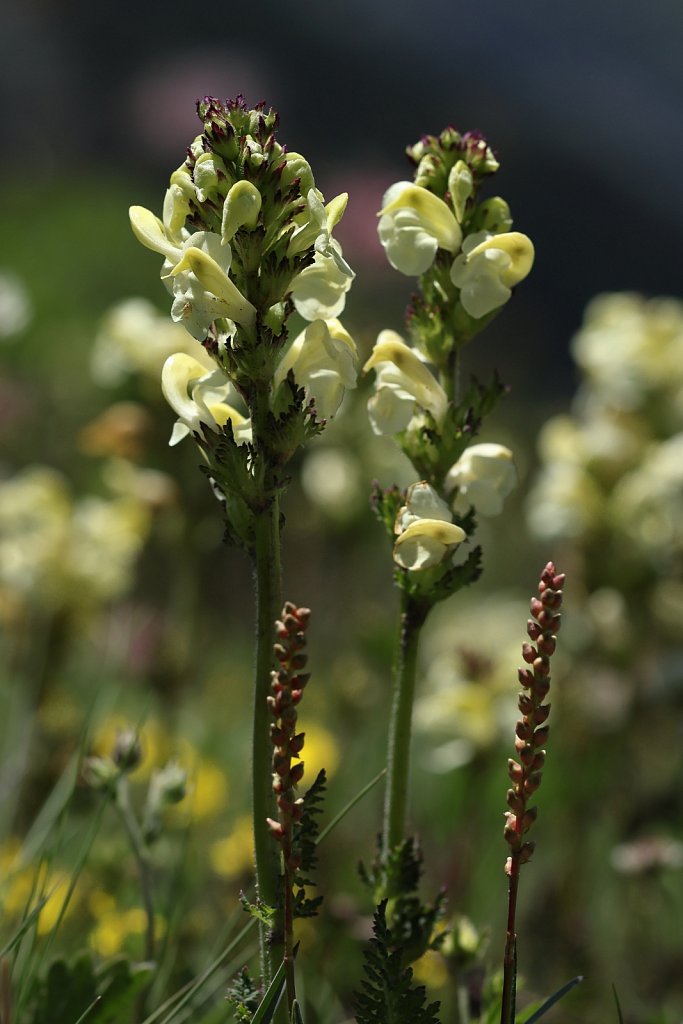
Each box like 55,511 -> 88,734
325,193 -> 348,231
395,519 -> 466,548
171,248 -> 256,327
129,206 -> 181,263
466,232 -> 534,286
380,185 -> 461,253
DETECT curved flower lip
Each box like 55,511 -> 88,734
287,190 -> 349,259
379,183 -> 462,253
129,206 -> 182,263
464,232 -> 534,286
161,353 -> 250,446
169,248 -> 256,327
394,518 -> 466,556
363,330 -> 448,425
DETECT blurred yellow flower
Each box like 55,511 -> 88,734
0,858 -> 78,936
89,907 -> 165,958
296,721 -> 339,780
210,814 -> 254,880
411,950 -> 448,989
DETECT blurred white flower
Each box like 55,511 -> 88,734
393,481 -> 466,570
571,293 -> 683,409
0,271 -> 32,338
445,443 -> 517,516
91,298 -> 214,386
611,433 -> 683,558
0,466 -> 152,613
526,462 -> 604,541
300,447 -> 364,520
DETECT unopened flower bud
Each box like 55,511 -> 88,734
113,729 -> 142,772
533,725 -> 550,747
83,756 -> 119,792
221,180 -> 262,242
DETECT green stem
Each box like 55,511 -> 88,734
116,778 -> 155,962
382,590 -> 428,857
252,495 -> 283,987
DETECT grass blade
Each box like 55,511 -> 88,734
518,975 -> 583,1024
317,769 -> 385,845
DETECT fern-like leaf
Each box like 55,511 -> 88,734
354,901 -> 441,1024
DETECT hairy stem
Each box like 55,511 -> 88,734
382,591 -> 428,856
252,495 -> 283,986
116,778 -> 155,962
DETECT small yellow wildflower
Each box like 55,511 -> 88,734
210,815 -> 254,880
411,949 -> 448,990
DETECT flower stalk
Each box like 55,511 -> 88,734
267,602 -> 312,1012
382,590 -> 429,857
500,562 -> 565,1024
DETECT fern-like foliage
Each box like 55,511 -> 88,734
359,837 -> 446,963
354,901 -> 441,1024
292,768 -> 326,918
226,967 -> 262,1024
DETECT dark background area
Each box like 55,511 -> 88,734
3,0 -> 683,396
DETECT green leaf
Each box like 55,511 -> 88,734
239,893 -> 276,926
250,960 -> 287,1024
290,998 -> 304,1024
354,901 -> 441,1024
612,984 -> 624,1024
90,958 -> 154,1023
516,976 -> 583,1024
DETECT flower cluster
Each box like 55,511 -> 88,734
528,294 -> 683,638
130,97 -> 357,543
377,130 -> 533,323
0,465 -> 153,621
367,128 -> 529,585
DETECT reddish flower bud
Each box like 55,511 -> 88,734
518,841 -> 536,864
290,732 -> 305,754
537,634 -> 556,656
267,818 -> 284,839
522,643 -> 537,664
534,704 -> 550,725
524,772 -> 543,795
518,693 -> 534,716
506,789 -> 524,813
533,725 -> 550,747
531,750 -> 546,770
521,806 -> 538,831
515,720 -> 534,742
518,667 -> 535,688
